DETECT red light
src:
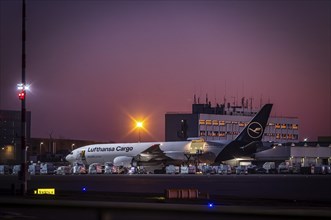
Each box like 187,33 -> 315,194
18,91 -> 25,100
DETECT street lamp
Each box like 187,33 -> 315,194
136,121 -> 143,142
39,142 -> 43,156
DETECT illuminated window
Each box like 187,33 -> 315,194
276,134 -> 280,139
206,120 -> 212,125
292,124 -> 298,130
199,120 -> 205,125
275,124 -> 281,129
219,121 -> 225,126
212,120 -> 219,126
199,131 -> 206,136
281,124 -> 286,129
219,132 -> 226,137
239,122 -> 245,127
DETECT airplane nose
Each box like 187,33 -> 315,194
65,154 -> 72,163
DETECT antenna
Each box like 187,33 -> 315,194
249,97 -> 253,112
260,95 -> 263,108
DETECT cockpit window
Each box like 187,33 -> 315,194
70,152 -> 73,155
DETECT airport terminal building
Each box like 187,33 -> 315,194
165,102 -> 300,143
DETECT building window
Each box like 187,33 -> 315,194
199,120 -> 205,125
292,124 -> 298,130
199,131 -> 206,136
219,132 -> 226,137
239,122 -> 245,127
206,120 -> 212,125
275,124 -> 281,129
281,124 -> 286,129
219,121 -> 225,126
212,120 -> 218,126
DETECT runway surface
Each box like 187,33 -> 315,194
1,174 -> 331,202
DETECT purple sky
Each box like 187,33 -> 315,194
0,0 -> 330,142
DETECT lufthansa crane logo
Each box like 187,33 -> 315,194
247,122 -> 263,139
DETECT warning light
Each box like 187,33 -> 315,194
82,187 -> 87,192
18,91 -> 25,100
208,203 -> 214,208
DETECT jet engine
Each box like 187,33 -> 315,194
113,156 -> 133,167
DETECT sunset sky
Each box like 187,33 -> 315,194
0,0 -> 330,142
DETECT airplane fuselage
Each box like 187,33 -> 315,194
66,141 -> 225,166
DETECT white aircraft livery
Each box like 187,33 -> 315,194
66,104 -> 273,167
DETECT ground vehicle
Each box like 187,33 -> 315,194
55,166 -> 71,175
180,166 -> 189,174
104,162 -> 113,174
72,163 -> 87,174
12,165 -> 21,175
235,165 -> 248,175
277,162 -> 290,174
40,163 -> 55,175
88,163 -> 103,174
28,163 -> 40,175
219,164 -> 232,175
263,162 -> 276,174
321,165 -> 331,174
256,167 -> 267,174
188,165 -> 196,174
166,165 -> 179,174
247,165 -> 257,174
0,165 -> 11,175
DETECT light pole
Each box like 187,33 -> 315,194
19,0 -> 27,196
136,122 -> 143,142
39,142 -> 43,156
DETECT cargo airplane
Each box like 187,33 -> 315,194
66,104 -> 273,167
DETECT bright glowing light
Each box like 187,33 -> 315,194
82,187 -> 87,192
136,121 -> 143,128
119,110 -> 156,141
17,83 -> 24,90
17,83 -> 30,91
208,203 -> 214,208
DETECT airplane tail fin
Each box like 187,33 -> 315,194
214,104 -> 273,163
235,104 -> 273,144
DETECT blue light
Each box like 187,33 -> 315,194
82,187 -> 87,192
208,203 -> 214,208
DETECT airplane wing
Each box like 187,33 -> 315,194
134,144 -> 169,162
